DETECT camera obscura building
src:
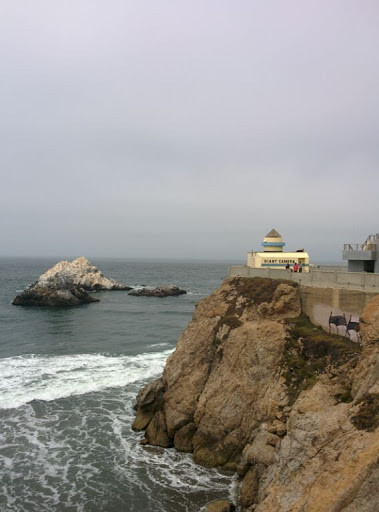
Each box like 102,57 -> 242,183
247,229 -> 310,272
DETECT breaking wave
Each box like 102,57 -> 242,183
0,350 -> 173,409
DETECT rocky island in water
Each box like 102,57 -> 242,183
134,276 -> 379,512
12,257 -> 131,306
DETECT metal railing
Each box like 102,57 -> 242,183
343,234 -> 378,252
343,244 -> 365,251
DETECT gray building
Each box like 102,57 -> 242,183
342,233 -> 379,273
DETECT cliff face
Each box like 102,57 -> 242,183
133,277 -> 379,511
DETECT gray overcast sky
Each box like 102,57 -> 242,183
1,1 -> 378,261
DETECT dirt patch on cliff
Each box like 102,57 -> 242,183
351,393 -> 379,431
216,277 -> 298,333
220,315 -> 243,330
228,277 -> 297,305
284,315 -> 361,404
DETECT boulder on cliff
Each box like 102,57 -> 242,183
12,257 -> 131,306
134,276 -> 379,512
128,285 -> 186,297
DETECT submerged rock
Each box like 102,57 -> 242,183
12,257 -> 131,306
128,285 -> 186,297
134,276 -> 379,511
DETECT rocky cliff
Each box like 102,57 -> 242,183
12,257 -> 131,306
133,277 -> 379,511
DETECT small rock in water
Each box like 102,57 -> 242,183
128,285 -> 186,298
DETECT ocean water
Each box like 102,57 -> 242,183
0,258 -> 237,512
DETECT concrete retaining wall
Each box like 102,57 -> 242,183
228,265 -> 379,337
298,286 -> 375,338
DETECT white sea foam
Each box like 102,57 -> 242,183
128,284 -> 151,290
0,350 -> 173,410
0,384 -> 233,512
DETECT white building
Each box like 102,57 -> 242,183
247,229 -> 310,272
